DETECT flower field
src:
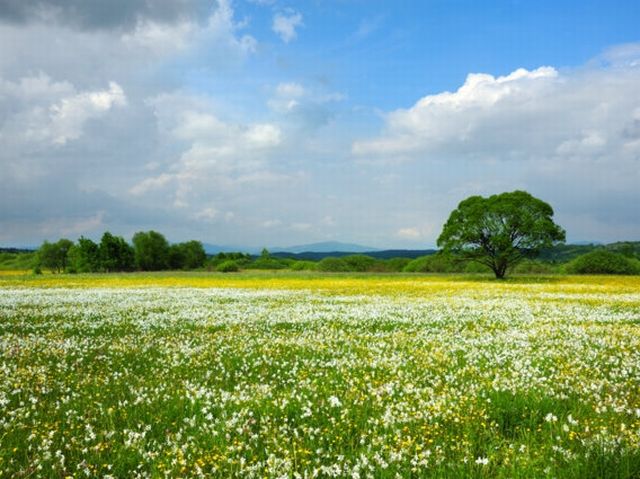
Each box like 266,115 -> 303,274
1,274 -> 639,478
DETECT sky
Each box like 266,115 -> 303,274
1,0 -> 639,249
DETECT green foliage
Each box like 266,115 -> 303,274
607,241 -> 640,258
168,240 -> 207,270
217,260 -> 239,272
99,232 -> 135,272
402,256 -> 430,273
317,257 -> 350,272
438,190 -> 565,279
207,252 -> 251,271
565,250 -> 640,275
290,260 -> 317,271
132,231 -> 170,271
341,255 -> 377,272
383,257 -> 412,272
36,239 -> 73,273
511,259 -> 558,275
246,257 -> 288,270
403,253 -> 469,273
463,261 -> 492,274
0,251 -> 37,271
67,237 -> 100,273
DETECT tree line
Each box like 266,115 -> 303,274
36,231 -> 206,273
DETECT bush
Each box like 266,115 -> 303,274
217,260 -> 239,272
511,260 -> 557,274
341,255 -> 377,272
402,253 -> 467,273
246,258 -> 288,270
403,256 -> 430,273
291,260 -> 317,271
464,261 -> 492,274
383,257 -> 412,272
317,257 -> 350,272
565,250 -> 640,275
207,252 -> 251,270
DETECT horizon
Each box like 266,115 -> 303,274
0,236 -> 618,254
1,0 -> 639,248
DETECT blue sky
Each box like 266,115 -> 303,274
1,0 -> 640,248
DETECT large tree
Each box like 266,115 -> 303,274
99,232 -> 135,272
437,190 -> 565,279
168,240 -> 207,270
67,236 -> 100,273
132,230 -> 170,271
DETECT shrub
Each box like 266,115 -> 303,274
317,257 -> 350,272
341,255 -> 377,272
383,257 -> 412,272
207,252 -> 251,270
511,260 -> 557,274
464,261 -> 492,274
566,250 -> 640,275
246,258 -> 288,270
402,253 -> 467,273
291,260 -> 317,271
217,260 -> 239,273
403,256 -> 430,273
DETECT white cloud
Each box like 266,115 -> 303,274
192,207 -> 219,222
0,75 -> 126,148
49,81 -> 126,145
272,10 -> 303,43
396,227 -> 421,240
245,124 -> 282,148
130,92 -> 287,209
353,66 -> 559,157
129,173 -> 173,196
268,82 -> 306,112
352,54 -> 640,242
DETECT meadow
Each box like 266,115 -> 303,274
1,272 -> 639,478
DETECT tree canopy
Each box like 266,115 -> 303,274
132,231 -> 170,271
437,190 -> 565,278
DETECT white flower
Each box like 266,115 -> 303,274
328,395 -> 342,408
475,456 -> 489,465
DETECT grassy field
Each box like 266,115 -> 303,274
1,272 -> 639,478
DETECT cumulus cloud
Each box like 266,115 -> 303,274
0,0 -> 262,244
353,52 -> 640,242
129,92 -> 287,209
0,75 -> 126,149
272,10 -> 302,43
353,66 -> 560,157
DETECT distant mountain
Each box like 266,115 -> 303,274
272,241 -> 379,254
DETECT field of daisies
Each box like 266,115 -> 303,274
1,273 -> 639,478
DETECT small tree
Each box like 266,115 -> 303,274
437,190 -> 565,279
37,239 -> 73,273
